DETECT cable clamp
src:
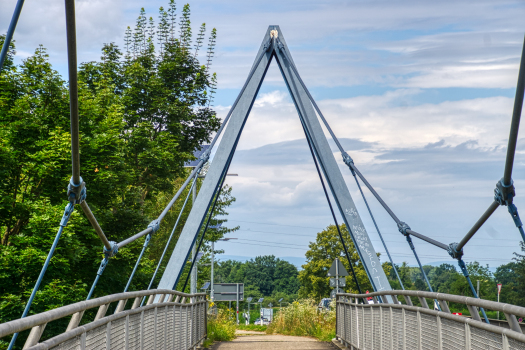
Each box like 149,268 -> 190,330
342,152 -> 356,175
508,203 -> 523,228
397,221 -> 411,236
148,219 -> 160,234
104,241 -> 119,259
494,178 -> 515,206
143,233 -> 152,247
97,258 -> 109,276
67,177 -> 86,205
447,242 -> 463,260
456,258 -> 469,277
59,202 -> 75,227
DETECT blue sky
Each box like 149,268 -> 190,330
2,0 -> 525,271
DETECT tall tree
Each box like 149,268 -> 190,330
298,224 -> 371,300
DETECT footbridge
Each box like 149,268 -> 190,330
2,0 -> 525,349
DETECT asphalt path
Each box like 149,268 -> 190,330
211,331 -> 335,350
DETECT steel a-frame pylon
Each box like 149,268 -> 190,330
157,26 -> 393,296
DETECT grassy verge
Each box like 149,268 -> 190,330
266,299 -> 335,342
236,324 -> 268,331
204,308 -> 237,347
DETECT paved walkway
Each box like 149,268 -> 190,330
211,330 -> 335,350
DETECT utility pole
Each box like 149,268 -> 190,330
477,280 -> 480,299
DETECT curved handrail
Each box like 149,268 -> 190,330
338,290 -> 525,317
0,289 -> 205,339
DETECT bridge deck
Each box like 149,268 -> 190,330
212,331 -> 333,350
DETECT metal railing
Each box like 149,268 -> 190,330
336,290 -> 525,350
0,290 -> 207,350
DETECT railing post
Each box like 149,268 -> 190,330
131,297 -> 141,309
154,306 -> 158,349
379,305 -> 383,350
125,315 -> 129,349
503,334 -> 510,350
106,321 -> 111,349
438,299 -> 450,313
417,297 -> 429,309
504,313 -> 523,333
22,323 -> 47,349
437,316 -> 443,350
95,303 -> 109,321
140,311 -> 144,350
80,331 -> 86,350
402,308 -> 406,350
467,305 -> 482,322
403,295 -> 413,306
417,310 -> 422,349
147,294 -> 155,305
465,323 -> 471,349
66,310 -> 85,331
390,307 -> 393,350
115,299 -> 127,313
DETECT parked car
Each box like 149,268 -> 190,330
254,317 -> 270,325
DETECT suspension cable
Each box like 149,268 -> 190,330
353,175 -> 404,290
7,202 -> 75,350
300,121 -> 364,295
179,150 -> 236,292
0,0 -> 25,73
139,177 -> 198,306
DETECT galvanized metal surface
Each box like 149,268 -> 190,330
156,27 -> 274,291
273,26 -> 392,295
336,290 -> 525,350
0,290 -> 206,350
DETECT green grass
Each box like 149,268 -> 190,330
236,324 -> 268,331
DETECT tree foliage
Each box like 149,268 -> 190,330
0,2 -> 228,346
213,255 -> 300,303
298,224 -> 373,300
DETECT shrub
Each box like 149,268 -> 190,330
206,307 -> 237,343
266,299 -> 335,341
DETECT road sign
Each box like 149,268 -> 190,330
212,283 -> 244,301
327,258 -> 349,277
268,303 -> 273,307
331,288 -> 345,298
497,283 -> 502,294
330,277 -> 346,287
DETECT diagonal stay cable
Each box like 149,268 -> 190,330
139,176 -> 198,306
302,122 -> 364,295
0,0 -> 25,73
180,156 -> 232,292
353,176 -> 404,290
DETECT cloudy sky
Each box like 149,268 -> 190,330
2,0 -> 525,272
